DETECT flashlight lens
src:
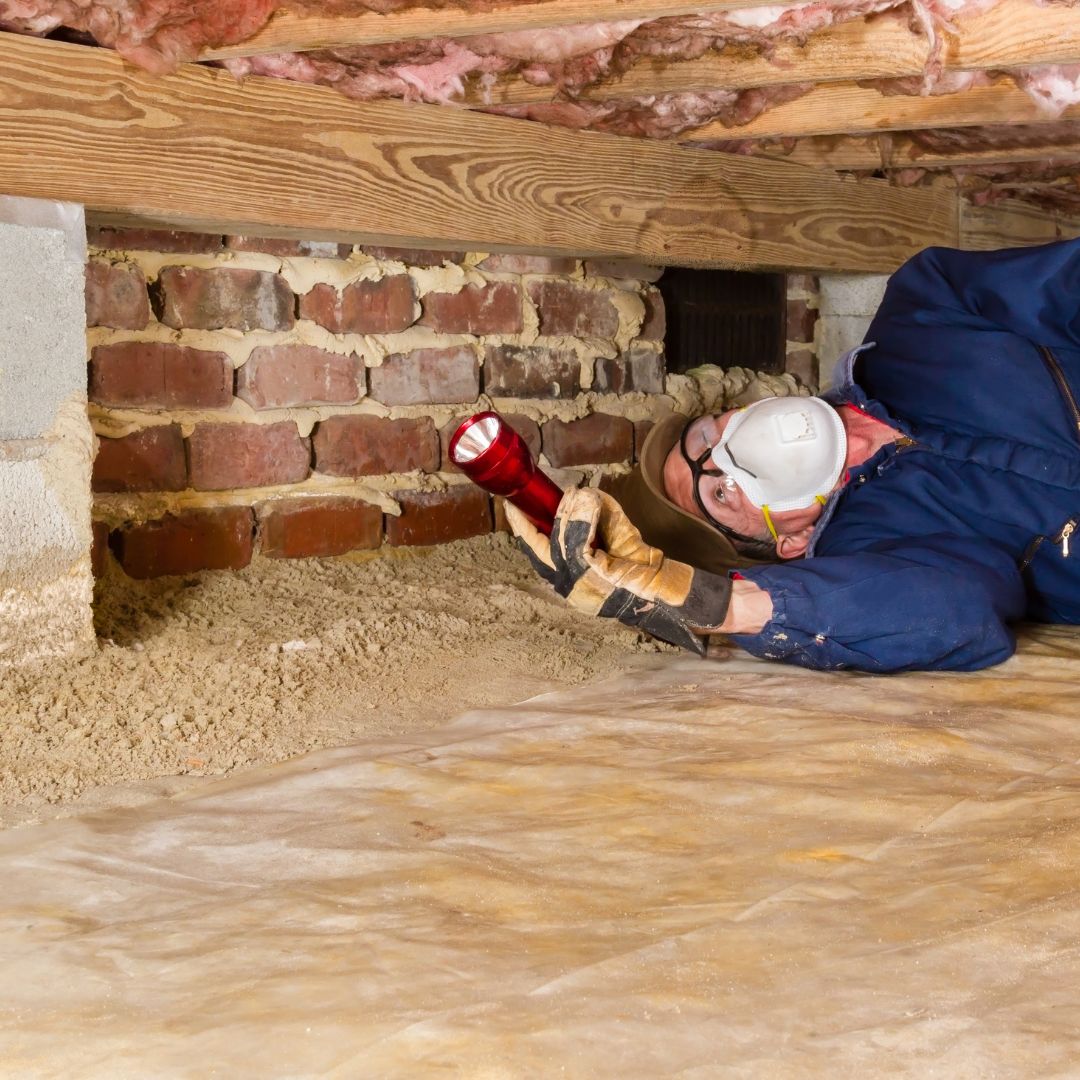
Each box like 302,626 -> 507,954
450,415 -> 500,463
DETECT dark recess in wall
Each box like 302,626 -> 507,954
658,269 -> 786,375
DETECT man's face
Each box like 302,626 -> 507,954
662,412 -> 773,545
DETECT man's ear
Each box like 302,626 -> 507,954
775,526 -> 814,561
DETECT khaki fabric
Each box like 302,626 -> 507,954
506,490 -> 696,612
558,489 -> 695,610
506,490 -> 727,652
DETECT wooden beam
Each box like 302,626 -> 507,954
203,0 -> 1080,78
945,0 -> 1080,72
679,79 -> 1080,142
0,33 -> 956,273
960,199 -> 1080,250
465,15 -> 929,107
750,134 -> 1080,173
463,0 -> 1077,108
200,0 -> 786,60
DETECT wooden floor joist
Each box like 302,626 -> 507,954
465,14 -> 931,107
202,0 -> 1080,89
680,79 -> 1079,142
960,199 -> 1080,250
748,134 -> 1080,173
0,33 -> 958,273
466,0 -> 1080,108
201,0 -> 787,59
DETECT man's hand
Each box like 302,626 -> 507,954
505,489 -> 738,655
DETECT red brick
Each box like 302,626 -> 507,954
84,260 -> 150,330
299,275 -> 417,334
259,497 -> 382,558
785,348 -> 818,389
594,344 -> 665,395
633,420 -> 655,463
583,258 -> 664,283
483,344 -> 578,398
527,281 -> 620,339
386,486 -> 491,547
313,415 -> 439,477
368,346 -> 479,406
477,254 -> 578,275
92,425 -> 187,493
188,422 -> 310,491
420,283 -> 523,335
786,298 -> 818,344
153,267 -> 295,331
226,236 -> 351,258
89,342 -> 233,409
639,287 -> 666,342
87,227 -> 223,254
440,411 -> 540,475
110,507 -> 254,579
236,345 -> 363,409
362,246 -> 464,267
91,520 -> 109,578
542,413 -> 633,467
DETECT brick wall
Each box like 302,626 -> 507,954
86,231 -> 676,578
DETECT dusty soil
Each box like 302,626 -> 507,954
0,535 -> 670,827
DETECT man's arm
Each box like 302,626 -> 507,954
730,535 -> 1027,673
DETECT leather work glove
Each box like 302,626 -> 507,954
504,488 -> 733,656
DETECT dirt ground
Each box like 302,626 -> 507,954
0,535 -> 670,828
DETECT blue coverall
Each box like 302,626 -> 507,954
732,240 -> 1080,673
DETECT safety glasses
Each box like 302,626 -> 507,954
679,420 -> 771,550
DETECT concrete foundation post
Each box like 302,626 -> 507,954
816,274 -> 889,389
0,196 -> 95,667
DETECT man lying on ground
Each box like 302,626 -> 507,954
506,239 -> 1080,674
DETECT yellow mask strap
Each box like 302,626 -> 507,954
815,494 -> 827,506
761,505 -> 779,543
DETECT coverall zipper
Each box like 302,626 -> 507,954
1016,348 -> 1080,569
1038,346 -> 1080,438
1020,519 -> 1079,570
1061,520 -> 1076,558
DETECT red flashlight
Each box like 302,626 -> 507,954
449,411 -> 564,534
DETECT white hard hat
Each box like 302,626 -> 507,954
710,396 -> 847,512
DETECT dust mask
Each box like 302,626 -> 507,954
709,396 -> 847,513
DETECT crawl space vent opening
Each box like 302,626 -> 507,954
658,269 -> 786,375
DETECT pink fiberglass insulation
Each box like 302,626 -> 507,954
0,0 -> 275,71
0,0 -> 1012,107
864,65 -> 1080,116
255,0 -> 1076,138
489,83 -> 813,139
219,20 -> 650,105
219,0 -> 1005,136
223,42 -> 513,104
1017,65 -> 1080,113
5,0 -> 1076,130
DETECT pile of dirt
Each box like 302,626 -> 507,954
0,535 -> 669,826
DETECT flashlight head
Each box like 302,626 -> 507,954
448,411 -> 562,534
